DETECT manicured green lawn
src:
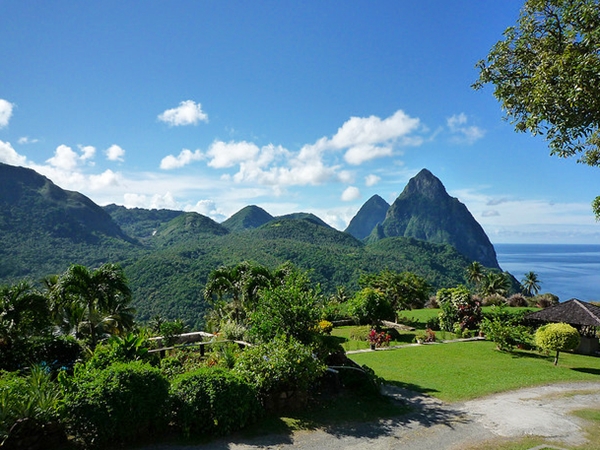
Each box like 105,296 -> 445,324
350,340 -> 600,403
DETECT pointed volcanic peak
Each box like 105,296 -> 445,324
0,162 -> 130,243
379,169 -> 500,269
222,205 -> 274,232
345,194 -> 390,240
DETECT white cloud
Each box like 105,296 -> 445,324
341,186 -> 361,201
123,192 -> 179,210
365,174 -> 381,186
0,99 -> 14,128
344,144 -> 393,165
105,144 -> 125,162
160,148 -> 204,169
89,169 -> 121,189
46,145 -> 80,171
206,140 -> 260,168
158,100 -> 208,126
447,113 -> 485,144
327,110 -> 421,165
0,140 -> 27,166
18,136 -> 38,145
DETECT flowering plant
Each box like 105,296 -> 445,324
367,329 -> 391,348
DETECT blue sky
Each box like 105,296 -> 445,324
1,1 -> 600,244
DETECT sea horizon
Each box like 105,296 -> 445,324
495,243 -> 600,303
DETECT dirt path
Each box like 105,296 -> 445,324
140,381 -> 600,450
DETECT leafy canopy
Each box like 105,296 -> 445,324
474,0 -> 600,216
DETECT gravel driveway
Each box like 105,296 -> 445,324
141,381 -> 600,450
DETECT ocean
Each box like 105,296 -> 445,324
495,244 -> 600,303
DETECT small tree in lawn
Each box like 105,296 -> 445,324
535,322 -> 580,366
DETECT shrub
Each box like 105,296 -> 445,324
506,293 -> 528,307
347,288 -> 394,325
367,329 -> 392,348
317,319 -> 334,335
437,286 -> 482,332
219,320 -> 248,341
535,322 -> 580,365
533,293 -> 560,308
170,367 -> 261,436
233,336 -> 326,399
60,361 -> 169,447
0,367 -> 63,447
482,294 -> 506,306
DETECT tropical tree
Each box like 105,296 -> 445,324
521,271 -> 541,297
0,281 -> 51,370
50,263 -> 135,349
473,0 -> 600,217
466,261 -> 486,291
203,261 -> 275,325
359,269 -> 431,318
248,266 -> 322,344
480,272 -> 511,298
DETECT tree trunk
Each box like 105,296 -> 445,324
554,350 -> 560,366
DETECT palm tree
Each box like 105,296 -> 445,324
521,271 -> 541,297
204,261 -> 274,324
51,263 -> 135,349
480,272 -> 510,298
466,261 -> 486,291
0,281 -> 50,370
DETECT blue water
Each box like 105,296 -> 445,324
495,244 -> 600,302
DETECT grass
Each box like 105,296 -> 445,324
349,340 -> 600,403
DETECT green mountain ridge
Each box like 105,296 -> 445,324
0,162 -> 506,327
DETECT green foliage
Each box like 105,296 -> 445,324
170,367 -> 261,436
480,306 -> 534,351
359,269 -> 431,313
248,267 -> 322,344
474,0 -> 600,217
85,333 -> 152,370
535,322 -> 581,365
0,281 -> 52,371
233,336 -> 326,398
60,361 -> 169,447
347,287 -> 394,325
0,367 -> 62,445
317,319 -> 333,335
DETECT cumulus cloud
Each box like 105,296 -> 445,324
0,140 -> 27,166
45,144 -> 97,171
105,144 -> 125,162
160,148 -> 204,170
0,99 -> 14,128
123,192 -> 179,210
341,186 -> 361,202
447,113 -> 485,144
365,174 -> 381,186
326,110 -> 421,165
89,169 -> 121,189
206,140 -> 260,168
158,100 -> 208,126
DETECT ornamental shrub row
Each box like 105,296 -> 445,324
59,360 -> 264,447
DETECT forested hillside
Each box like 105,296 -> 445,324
0,162 -> 507,327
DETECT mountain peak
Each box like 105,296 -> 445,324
379,169 -> 500,269
345,194 -> 390,240
401,169 -> 448,200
